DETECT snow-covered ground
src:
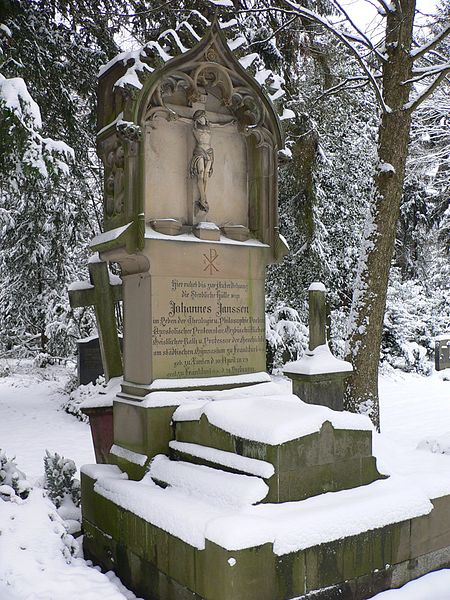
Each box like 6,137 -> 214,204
0,362 -> 95,481
0,361 -> 449,599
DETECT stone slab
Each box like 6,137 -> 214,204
174,416 -> 382,502
77,336 -> 124,386
82,470 -> 450,600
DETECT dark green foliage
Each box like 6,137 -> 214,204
44,450 -> 81,508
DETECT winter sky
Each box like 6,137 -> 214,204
343,0 -> 440,34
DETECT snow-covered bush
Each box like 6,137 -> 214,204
47,507 -> 80,560
64,370 -> 79,395
401,342 -> 431,376
63,375 -> 121,421
43,450 -> 81,509
266,304 -> 307,373
62,379 -> 98,422
33,352 -> 53,368
0,360 -> 10,377
0,450 -> 32,501
63,375 -> 106,422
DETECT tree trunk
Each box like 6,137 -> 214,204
345,0 -> 416,430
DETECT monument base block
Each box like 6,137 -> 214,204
82,466 -> 450,600
81,382 -> 450,600
284,370 -> 350,412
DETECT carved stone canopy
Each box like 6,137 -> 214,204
94,19 -> 286,262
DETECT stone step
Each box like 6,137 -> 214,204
83,462 -> 450,600
168,440 -> 275,479
173,394 -> 384,502
148,454 -> 269,506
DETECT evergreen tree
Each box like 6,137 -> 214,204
0,0 -> 117,356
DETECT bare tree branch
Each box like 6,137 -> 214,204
332,0 -> 387,62
280,0 -> 389,111
404,63 -> 450,84
412,23 -> 450,60
317,74 -> 382,99
247,15 -> 298,48
406,69 -> 450,112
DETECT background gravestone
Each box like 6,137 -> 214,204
435,336 -> 450,371
77,336 -> 123,386
77,337 -> 102,386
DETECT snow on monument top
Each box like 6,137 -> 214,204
308,281 -> 327,292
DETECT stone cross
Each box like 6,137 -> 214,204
308,282 -> 328,351
68,258 -> 123,381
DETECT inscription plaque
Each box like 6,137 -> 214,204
151,276 -> 265,379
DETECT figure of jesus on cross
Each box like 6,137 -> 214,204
188,109 -> 235,214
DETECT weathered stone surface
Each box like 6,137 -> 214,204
308,286 -> 327,352
174,416 -> 382,503
113,402 -> 176,469
410,495 -> 450,557
82,470 -> 450,600
200,542 -> 277,600
288,371 -> 350,411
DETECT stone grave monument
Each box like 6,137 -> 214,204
284,282 -> 353,411
81,22 -> 450,600
435,335 -> 450,371
76,337 -> 103,386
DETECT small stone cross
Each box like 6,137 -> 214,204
68,258 -> 123,381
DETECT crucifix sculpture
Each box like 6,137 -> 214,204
178,108 -> 235,215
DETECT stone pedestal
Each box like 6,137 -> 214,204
115,235 -> 269,397
285,370 -> 351,411
284,283 -> 353,411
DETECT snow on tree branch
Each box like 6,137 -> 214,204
0,74 -> 42,129
331,0 -> 388,63
412,23 -> 450,60
371,0 -> 397,15
0,74 -> 74,177
405,69 -> 450,113
404,62 -> 450,85
280,0 -> 389,112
